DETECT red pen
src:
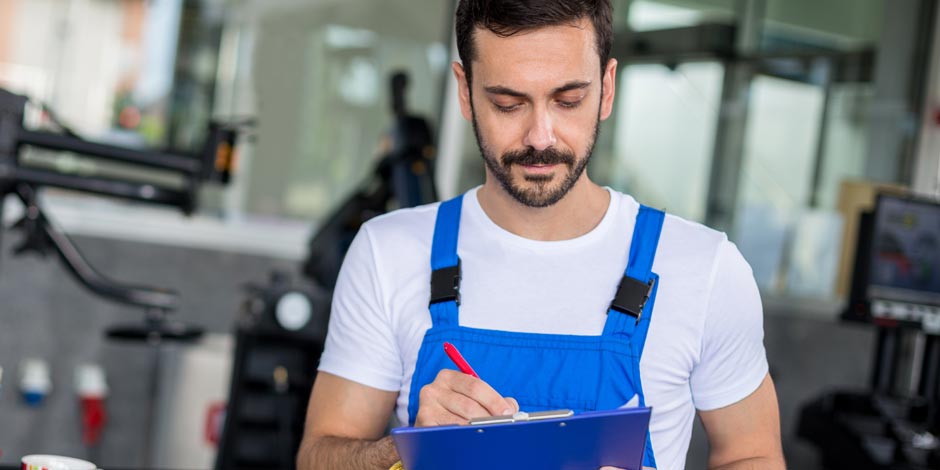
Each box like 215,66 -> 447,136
443,342 -> 480,378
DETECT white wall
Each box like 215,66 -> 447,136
3,0 -> 126,135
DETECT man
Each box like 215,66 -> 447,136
297,1 -> 785,469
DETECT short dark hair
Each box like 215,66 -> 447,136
455,0 -> 614,85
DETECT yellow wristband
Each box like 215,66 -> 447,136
389,461 -> 404,470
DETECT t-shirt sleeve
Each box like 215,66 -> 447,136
317,225 -> 402,392
690,238 -> 769,411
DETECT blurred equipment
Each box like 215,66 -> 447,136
215,71 -> 438,470
75,364 -> 108,447
214,271 -> 330,470
150,334 -> 233,470
835,181 -> 911,298
799,193 -> 940,469
0,86 -> 244,465
19,358 -> 51,407
302,70 -> 437,290
0,86 -> 239,339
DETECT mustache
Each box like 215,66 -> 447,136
500,147 -> 576,168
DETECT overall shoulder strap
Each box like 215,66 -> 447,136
602,205 -> 665,338
428,195 -> 463,327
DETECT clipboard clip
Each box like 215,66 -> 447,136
469,409 -> 574,426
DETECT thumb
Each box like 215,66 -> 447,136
505,396 -> 520,414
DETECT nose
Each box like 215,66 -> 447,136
522,106 -> 557,151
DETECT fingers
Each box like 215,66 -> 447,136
438,390 -> 492,420
440,370 -> 514,415
415,399 -> 474,427
505,396 -> 520,414
414,369 -> 516,427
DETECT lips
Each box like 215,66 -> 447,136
519,163 -> 559,174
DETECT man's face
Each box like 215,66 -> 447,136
454,19 -> 617,207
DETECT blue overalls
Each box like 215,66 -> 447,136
407,195 -> 665,468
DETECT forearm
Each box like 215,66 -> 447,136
709,456 -> 786,470
297,435 -> 399,470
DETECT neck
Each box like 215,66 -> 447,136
476,175 -> 610,241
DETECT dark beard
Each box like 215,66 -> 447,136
471,110 -> 599,208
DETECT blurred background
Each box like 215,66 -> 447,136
1,0 -> 940,468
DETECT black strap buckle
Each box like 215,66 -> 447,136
609,276 -> 655,320
429,258 -> 461,306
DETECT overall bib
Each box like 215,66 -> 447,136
407,195 -> 665,468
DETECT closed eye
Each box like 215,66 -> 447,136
494,103 -> 521,113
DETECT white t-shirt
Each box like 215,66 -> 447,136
319,186 -> 768,470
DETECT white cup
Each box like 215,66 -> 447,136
21,455 -> 97,470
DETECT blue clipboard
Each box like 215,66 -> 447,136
391,407 -> 651,470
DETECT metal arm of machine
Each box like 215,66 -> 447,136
13,166 -> 190,207
0,87 -> 240,311
13,184 -> 179,311
17,129 -> 202,175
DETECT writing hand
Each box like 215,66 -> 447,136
414,369 -> 519,427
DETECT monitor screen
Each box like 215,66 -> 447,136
867,194 -> 940,306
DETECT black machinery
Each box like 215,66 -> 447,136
1,65 -> 437,468
302,71 -> 437,291
0,87 -> 239,340
214,70 -> 438,470
798,193 -> 940,469
1,85 -> 244,466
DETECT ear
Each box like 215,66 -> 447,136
452,62 -> 474,122
599,58 -> 618,121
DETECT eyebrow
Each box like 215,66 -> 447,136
482,80 -> 592,100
